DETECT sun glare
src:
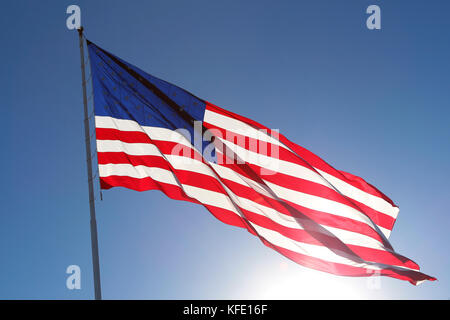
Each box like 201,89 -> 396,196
234,262 -> 369,299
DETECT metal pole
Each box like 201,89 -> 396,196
77,26 -> 102,300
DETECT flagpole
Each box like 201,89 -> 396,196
77,26 -> 102,300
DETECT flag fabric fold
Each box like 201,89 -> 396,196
86,39 -> 435,285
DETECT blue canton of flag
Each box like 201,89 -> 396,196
87,40 -> 216,162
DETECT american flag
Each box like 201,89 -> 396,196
86,39 -> 435,285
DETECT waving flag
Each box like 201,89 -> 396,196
87,39 -> 435,285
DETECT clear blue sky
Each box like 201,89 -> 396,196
1,0 -> 449,299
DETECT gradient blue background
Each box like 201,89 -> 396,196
1,0 -> 448,299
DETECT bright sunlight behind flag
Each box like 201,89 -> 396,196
86,39 -> 435,285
